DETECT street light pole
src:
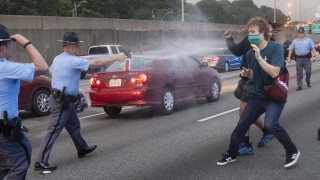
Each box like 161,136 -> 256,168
74,1 -> 77,18
300,0 -> 302,23
7,0 -> 9,15
73,1 -> 86,18
274,0 -> 280,23
274,0 -> 276,23
181,0 -> 184,22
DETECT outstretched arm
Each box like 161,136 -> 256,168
90,53 -> 126,67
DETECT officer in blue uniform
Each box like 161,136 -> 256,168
288,27 -> 317,91
34,32 -> 126,171
0,24 -> 48,179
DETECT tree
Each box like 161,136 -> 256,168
196,0 -> 231,23
0,0 -> 289,26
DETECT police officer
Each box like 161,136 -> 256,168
0,24 -> 49,179
288,27 -> 317,91
34,32 -> 126,171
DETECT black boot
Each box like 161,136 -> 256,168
78,145 -> 97,158
34,162 -> 57,171
306,72 -> 312,87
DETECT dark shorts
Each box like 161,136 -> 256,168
234,78 -> 254,102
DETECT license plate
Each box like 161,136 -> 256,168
109,79 -> 121,87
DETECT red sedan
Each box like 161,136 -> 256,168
19,75 -> 51,116
89,53 -> 221,116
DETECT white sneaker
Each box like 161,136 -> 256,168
284,151 -> 300,168
217,153 -> 237,166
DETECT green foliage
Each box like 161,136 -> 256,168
132,8 -> 152,20
197,0 -> 231,23
0,0 -> 289,25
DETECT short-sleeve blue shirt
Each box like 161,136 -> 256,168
288,37 -> 315,56
247,41 -> 284,98
50,52 -> 91,96
0,58 -> 35,119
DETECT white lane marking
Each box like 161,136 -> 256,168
81,88 -> 91,91
79,113 -> 105,120
79,107 -> 132,120
197,107 -> 240,122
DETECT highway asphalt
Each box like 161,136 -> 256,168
21,58 -> 320,180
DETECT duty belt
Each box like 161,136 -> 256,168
0,117 -> 20,123
0,117 -> 20,131
51,90 -> 78,103
64,95 -> 78,103
296,54 -> 311,58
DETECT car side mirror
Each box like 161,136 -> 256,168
201,62 -> 208,67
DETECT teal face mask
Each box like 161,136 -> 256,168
248,34 -> 262,45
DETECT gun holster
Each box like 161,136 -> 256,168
52,88 -> 64,103
52,87 -> 75,110
2,118 -> 23,141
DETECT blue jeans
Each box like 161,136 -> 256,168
228,94 -> 297,157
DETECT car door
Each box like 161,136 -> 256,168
182,56 -> 208,97
224,49 -> 241,69
18,81 -> 32,106
167,57 -> 191,100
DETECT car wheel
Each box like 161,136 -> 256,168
224,62 -> 230,72
160,87 -> 175,115
103,106 -> 122,117
31,89 -> 51,116
206,79 -> 221,102
80,71 -> 86,79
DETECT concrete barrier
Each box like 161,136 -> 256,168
1,15 -> 248,64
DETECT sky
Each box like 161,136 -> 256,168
186,0 -> 320,21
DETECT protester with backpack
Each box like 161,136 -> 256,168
224,21 -> 277,155
217,17 -> 300,168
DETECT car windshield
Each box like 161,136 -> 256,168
130,57 -> 155,70
106,56 -> 155,72
89,47 -> 109,55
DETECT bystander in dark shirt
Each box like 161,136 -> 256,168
226,36 -> 251,69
